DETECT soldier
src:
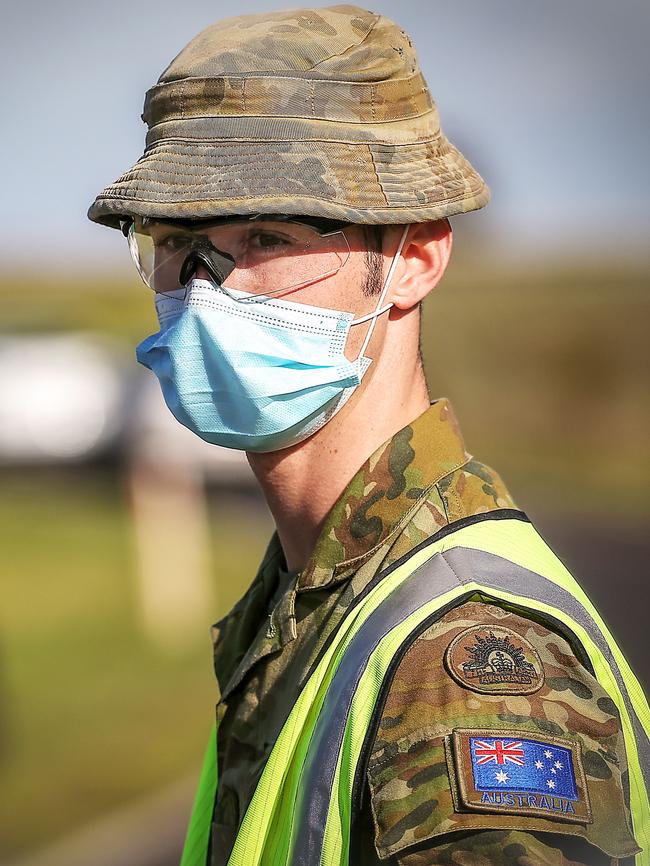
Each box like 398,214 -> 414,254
88,6 -> 649,865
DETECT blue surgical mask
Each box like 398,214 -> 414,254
135,226 -> 409,452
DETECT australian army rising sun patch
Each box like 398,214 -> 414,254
444,624 -> 545,695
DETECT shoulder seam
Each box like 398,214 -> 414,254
434,479 -> 451,524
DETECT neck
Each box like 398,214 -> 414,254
246,313 -> 430,572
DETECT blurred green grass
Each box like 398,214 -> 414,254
0,259 -> 648,856
0,272 -> 157,344
422,258 -> 650,516
0,470 -> 271,858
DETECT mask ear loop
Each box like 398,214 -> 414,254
352,224 -> 410,359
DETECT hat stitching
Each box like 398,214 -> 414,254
110,160 -> 474,187
120,144 -> 459,174
96,188 -> 483,209
369,147 -> 388,201
146,110 -> 435,127
144,88 -> 434,126
141,133 -> 445,149
147,72 -> 428,88
141,136 -> 446,153
143,70 -> 432,118
117,142 -> 470,166
145,109 -> 437,132
305,11 -> 380,72
109,154 -> 479,189
366,140 -> 386,203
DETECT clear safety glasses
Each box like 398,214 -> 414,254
121,214 -> 351,301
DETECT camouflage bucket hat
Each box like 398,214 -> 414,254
88,4 -> 490,229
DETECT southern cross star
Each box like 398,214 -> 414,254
544,750 -> 554,759
547,779 -> 556,789
534,760 -> 544,769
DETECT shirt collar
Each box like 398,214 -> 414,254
297,397 -> 470,592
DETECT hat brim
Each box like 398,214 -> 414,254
88,135 -> 489,229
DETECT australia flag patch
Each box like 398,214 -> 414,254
447,728 -> 592,824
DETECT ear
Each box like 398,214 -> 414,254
387,219 -> 453,310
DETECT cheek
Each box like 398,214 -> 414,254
280,253 -> 369,312
327,261 -> 370,311
267,249 -> 377,362
343,324 -> 365,361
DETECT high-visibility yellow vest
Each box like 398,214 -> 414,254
181,512 -> 650,866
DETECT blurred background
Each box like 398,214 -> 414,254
1,0 -> 648,863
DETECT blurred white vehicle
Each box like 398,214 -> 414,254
0,334 -> 126,463
0,333 -> 254,483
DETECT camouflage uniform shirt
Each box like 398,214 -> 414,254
209,398 -> 638,864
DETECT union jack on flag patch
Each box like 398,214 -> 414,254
473,739 -> 525,766
469,736 -> 578,799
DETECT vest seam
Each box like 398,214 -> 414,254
440,548 -> 470,588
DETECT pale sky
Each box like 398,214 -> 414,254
2,0 -> 649,270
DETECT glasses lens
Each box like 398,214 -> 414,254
128,217 -> 350,299
128,220 -> 194,295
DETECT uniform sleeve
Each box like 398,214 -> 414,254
362,601 -> 640,864
390,828 -> 617,866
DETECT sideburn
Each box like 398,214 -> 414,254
362,226 -> 385,296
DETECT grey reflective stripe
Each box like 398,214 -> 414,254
288,551 -> 461,865
443,545 -> 650,792
288,545 -> 649,865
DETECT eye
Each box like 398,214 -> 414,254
153,232 -> 190,254
250,231 -> 291,250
